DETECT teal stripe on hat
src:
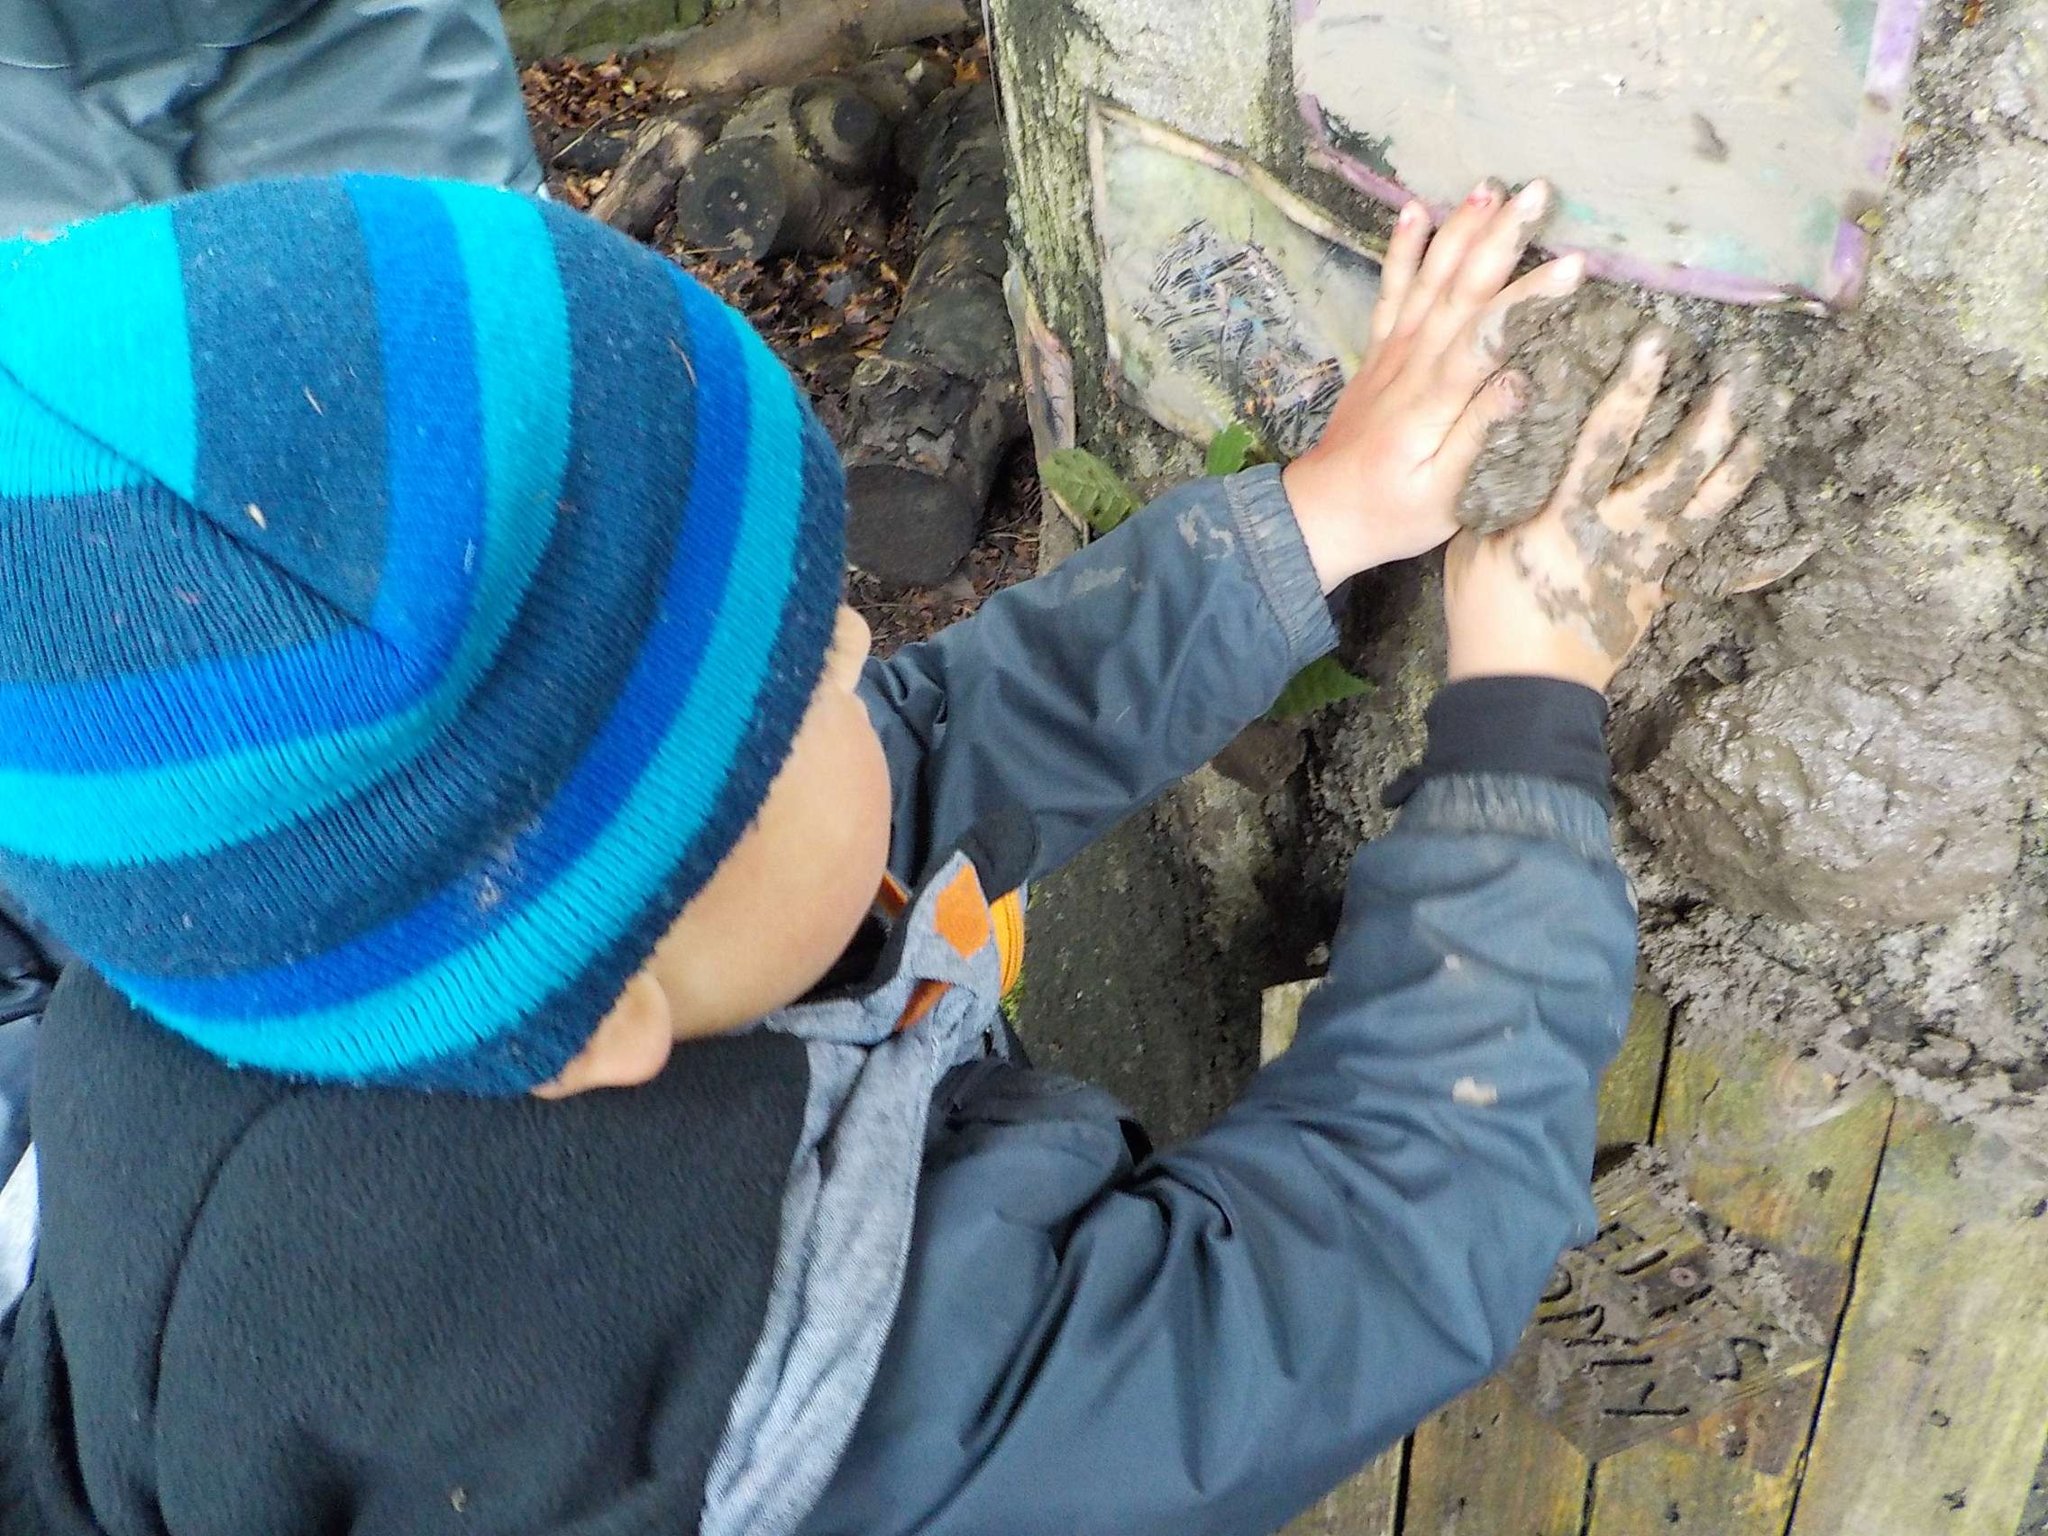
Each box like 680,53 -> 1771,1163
416,180 -> 572,652
0,207 -> 197,500
141,303 -> 809,1077
0,192 -> 573,867
0,374 -> 151,498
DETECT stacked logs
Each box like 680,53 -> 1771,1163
674,50 -> 951,260
568,53 -> 1022,588
841,82 -> 1023,586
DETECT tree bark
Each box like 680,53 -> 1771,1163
630,0 -> 976,100
842,83 -> 1024,587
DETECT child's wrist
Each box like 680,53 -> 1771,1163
1281,458 -> 1387,593
1446,633 -> 1615,694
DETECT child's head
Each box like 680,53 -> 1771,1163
0,175 -> 889,1097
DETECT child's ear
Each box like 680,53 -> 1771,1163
531,972 -> 676,1100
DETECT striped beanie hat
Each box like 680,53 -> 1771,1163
0,176 -> 845,1094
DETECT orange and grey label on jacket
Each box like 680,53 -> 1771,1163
880,866 -> 1025,1033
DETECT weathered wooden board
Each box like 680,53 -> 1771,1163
1582,1034 -> 1893,1535
1088,103 -> 1382,459
1260,979 -> 1318,1065
1507,1155 -> 1832,1463
1278,1444 -> 1404,1536
1404,1378 -> 1588,1536
1789,1102 -> 2048,1536
1595,986 -> 1671,1152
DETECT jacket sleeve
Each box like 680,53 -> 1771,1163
802,772 -> 1637,1536
860,464 -> 1336,886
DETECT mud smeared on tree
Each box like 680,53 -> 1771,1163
1306,4 -> 2048,1151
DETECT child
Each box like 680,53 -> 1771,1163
0,174 -> 1759,1535
0,0 -> 540,237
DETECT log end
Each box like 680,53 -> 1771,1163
844,463 -> 982,588
675,138 -> 792,262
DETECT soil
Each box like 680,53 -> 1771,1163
1304,0 -> 2048,1160
522,45 -> 1037,656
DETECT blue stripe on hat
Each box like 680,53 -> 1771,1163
122,267 -> 736,1014
0,376 -> 151,502
0,182 -> 569,778
183,179 -> 392,622
0,485 -> 357,690
14,203 -> 693,975
127,296 -> 814,1079
0,192 -> 578,854
0,205 -> 198,501
412,414 -> 846,1092
347,175 -> 479,657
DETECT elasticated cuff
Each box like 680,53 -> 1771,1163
1391,772 -> 1616,865
1385,677 -> 1611,811
1226,465 -> 1340,673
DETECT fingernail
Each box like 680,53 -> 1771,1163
1502,372 -> 1530,409
1554,252 -> 1588,288
1513,179 -> 1551,215
1636,326 -> 1670,361
1397,201 -> 1423,228
1467,179 -> 1500,208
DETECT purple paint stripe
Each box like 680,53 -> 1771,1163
1824,222 -> 1873,308
1868,0 -> 1933,100
1304,140 -> 1412,213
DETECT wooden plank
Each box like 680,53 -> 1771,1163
1582,1031 -> 1893,1536
1404,1378 -> 1588,1536
1279,1444 -> 1404,1536
1261,979 -> 1318,1065
1595,986 -> 1671,1152
1789,1102 -> 2048,1536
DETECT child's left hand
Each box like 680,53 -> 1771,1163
1283,179 -> 1586,592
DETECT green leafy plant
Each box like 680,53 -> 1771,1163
1040,448 -> 1141,536
1267,656 -> 1372,722
1204,422 -> 1271,477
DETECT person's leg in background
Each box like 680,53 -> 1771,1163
0,0 -> 539,238
0,52 -> 207,236
193,0 -> 543,191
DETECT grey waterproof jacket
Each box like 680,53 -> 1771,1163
0,0 -> 541,237
803,464 -> 1638,1534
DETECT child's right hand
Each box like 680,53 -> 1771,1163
1442,327 -> 1765,694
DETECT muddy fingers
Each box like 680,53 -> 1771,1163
1554,328 -> 1670,515
1388,178 -> 1506,340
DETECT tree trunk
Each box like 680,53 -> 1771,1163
842,82 -> 1024,586
629,0 -> 976,98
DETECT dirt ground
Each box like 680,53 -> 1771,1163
1300,0 -> 2048,1160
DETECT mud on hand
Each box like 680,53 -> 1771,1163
1443,328 -> 1769,694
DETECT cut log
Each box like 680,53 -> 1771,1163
843,83 -> 1024,587
588,104 -> 726,241
548,124 -> 634,176
630,0 -> 975,99
674,53 -> 948,261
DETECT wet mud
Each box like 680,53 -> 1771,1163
1309,3 -> 2048,1158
